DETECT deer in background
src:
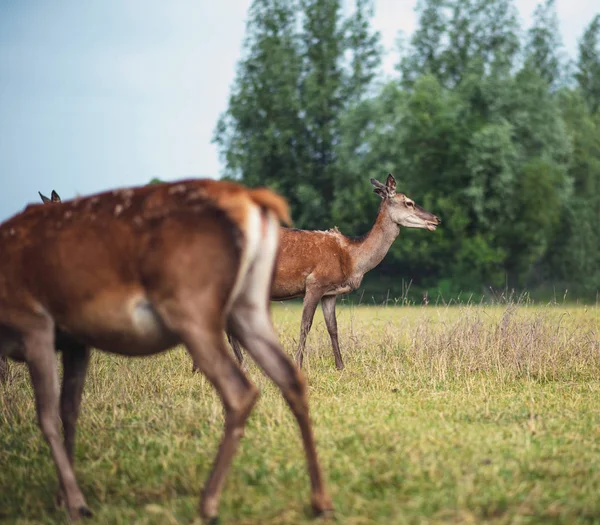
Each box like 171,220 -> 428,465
226,174 -> 441,371
0,179 -> 332,522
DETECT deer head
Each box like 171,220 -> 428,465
38,190 -> 61,204
370,174 -> 440,231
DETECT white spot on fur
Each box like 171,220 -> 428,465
168,184 -> 186,194
130,297 -> 163,337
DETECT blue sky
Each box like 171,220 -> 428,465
0,0 -> 597,221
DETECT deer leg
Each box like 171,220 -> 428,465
56,346 -> 90,507
187,330 -> 257,521
227,331 -> 246,369
25,328 -> 91,520
157,304 -> 259,522
295,288 -> 323,369
229,304 -> 333,517
192,332 -> 246,373
321,296 -> 344,370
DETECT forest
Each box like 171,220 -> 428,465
211,0 -> 600,302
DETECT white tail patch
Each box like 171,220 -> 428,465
241,210 -> 279,308
225,203 -> 263,313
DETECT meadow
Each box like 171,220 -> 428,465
1,301 -> 599,524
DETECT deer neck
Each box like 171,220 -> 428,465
349,205 -> 399,277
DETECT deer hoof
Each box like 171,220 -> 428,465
311,494 -> 334,519
317,509 -> 336,521
68,505 -> 93,520
335,362 -> 345,371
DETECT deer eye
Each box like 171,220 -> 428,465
406,201 -> 414,208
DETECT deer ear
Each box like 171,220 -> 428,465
39,192 -> 51,204
386,174 -> 396,194
51,190 -> 61,203
370,177 -> 387,190
373,187 -> 386,199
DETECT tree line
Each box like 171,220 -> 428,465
212,0 -> 600,302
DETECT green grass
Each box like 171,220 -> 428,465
1,303 -> 599,524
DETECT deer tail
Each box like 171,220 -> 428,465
249,188 -> 292,226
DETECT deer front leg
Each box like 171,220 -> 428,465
321,296 -> 344,370
26,328 -> 91,520
295,287 -> 323,369
57,346 -> 90,507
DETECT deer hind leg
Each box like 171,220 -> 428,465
56,345 -> 90,507
227,331 -> 246,369
227,214 -> 333,516
229,303 -> 333,517
321,296 -> 344,370
295,287 -> 323,369
186,329 -> 257,521
156,302 -> 259,522
194,332 -> 246,372
25,325 -> 91,520
190,331 -> 245,373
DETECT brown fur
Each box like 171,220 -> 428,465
271,228 -> 355,300
0,179 -> 331,522
249,187 -> 292,226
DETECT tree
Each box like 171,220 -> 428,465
543,89 -> 600,293
576,14 -> 600,112
524,0 -> 565,88
214,0 -> 381,229
213,0 -> 303,203
400,0 -> 520,88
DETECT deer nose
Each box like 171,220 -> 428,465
434,215 -> 441,224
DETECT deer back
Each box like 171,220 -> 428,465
271,227 -> 354,299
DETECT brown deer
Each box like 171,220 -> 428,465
226,174 -> 440,371
0,179 -> 333,522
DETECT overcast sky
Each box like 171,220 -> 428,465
0,0 -> 597,221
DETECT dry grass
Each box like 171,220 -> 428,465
1,302 -> 599,524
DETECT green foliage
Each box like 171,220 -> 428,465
524,0 -> 565,88
400,0 -> 520,87
216,0 -> 599,300
576,14 -> 600,113
214,0 -> 381,229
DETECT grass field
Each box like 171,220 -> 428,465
1,302 -> 599,524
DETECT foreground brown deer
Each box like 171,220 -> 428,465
0,179 -> 332,522
226,174 -> 440,370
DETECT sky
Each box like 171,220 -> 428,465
0,0 -> 597,221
